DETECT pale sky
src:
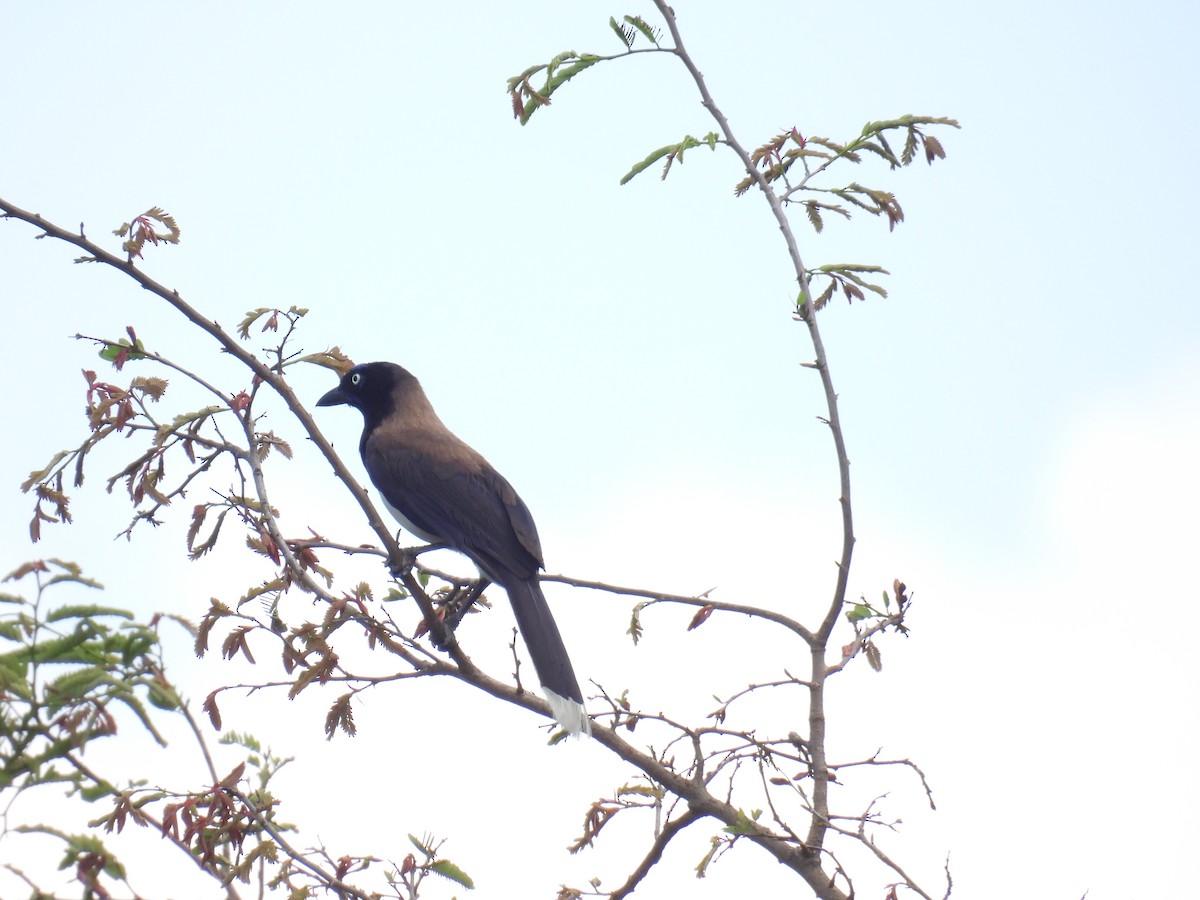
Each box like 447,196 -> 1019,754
2,2 -> 1198,898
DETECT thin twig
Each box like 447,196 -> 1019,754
543,572 -> 817,644
609,808 -> 703,900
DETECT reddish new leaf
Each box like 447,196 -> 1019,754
219,762 -> 246,790
221,626 -> 256,663
324,691 -> 356,739
203,690 -> 222,730
687,604 -> 715,631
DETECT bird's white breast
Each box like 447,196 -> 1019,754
380,495 -> 442,544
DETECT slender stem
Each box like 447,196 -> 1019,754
543,572 -> 817,644
0,197 -> 395,565
60,751 -> 243,895
228,789 -> 377,900
0,197 -> 476,666
609,808 -> 703,899
650,0 -> 856,883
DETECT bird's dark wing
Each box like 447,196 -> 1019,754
362,429 -> 543,585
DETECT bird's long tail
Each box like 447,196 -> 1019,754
505,579 -> 590,736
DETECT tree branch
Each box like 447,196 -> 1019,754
609,807 -> 703,900
543,572 -> 818,644
648,2 -> 853,868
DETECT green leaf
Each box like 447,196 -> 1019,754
723,808 -> 763,836
695,835 -> 720,878
0,652 -> 32,697
860,114 -> 961,136
112,691 -> 169,747
855,139 -> 900,169
26,630 -> 99,666
98,338 -> 147,364
609,16 -> 634,49
847,603 -> 873,623
623,15 -> 662,45
514,52 -> 603,125
80,780 -> 117,802
620,135 -> 715,186
622,144 -> 678,185
429,859 -> 475,889
816,263 -> 891,300
221,731 -> 263,753
545,54 -> 600,93
817,262 -> 889,275
146,681 -> 181,711
45,604 -> 133,624
45,667 -> 112,707
44,568 -> 104,591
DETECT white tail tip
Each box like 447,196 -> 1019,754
544,688 -> 591,737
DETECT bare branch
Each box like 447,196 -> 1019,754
609,808 -> 703,900
544,572 -> 817,644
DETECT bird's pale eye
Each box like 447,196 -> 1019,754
351,373 -> 362,386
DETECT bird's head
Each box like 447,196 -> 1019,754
317,361 -> 414,426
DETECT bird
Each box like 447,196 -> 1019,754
317,361 -> 590,736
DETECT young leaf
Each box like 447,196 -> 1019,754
146,680 -> 181,711
846,603 -> 872,623
408,833 -> 434,856
237,309 -> 272,340
296,346 -> 354,374
687,604 -> 714,631
204,690 -> 222,729
609,16 -> 635,49
324,692 -> 356,739
130,376 -> 168,400
812,280 -> 835,311
923,133 -> 946,164
623,14 -> 662,45
620,135 -> 713,185
45,604 -> 132,623
865,640 -> 883,672
21,451 -> 70,493
429,859 -> 475,889
113,689 -> 169,747
511,52 -> 602,125
627,604 -> 644,644
805,202 -> 823,233
723,808 -> 763,836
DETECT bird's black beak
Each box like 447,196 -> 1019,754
316,385 -> 348,407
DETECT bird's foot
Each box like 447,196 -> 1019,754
429,579 -> 489,651
386,547 -> 417,579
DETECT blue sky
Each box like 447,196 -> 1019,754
3,2 -> 1198,897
